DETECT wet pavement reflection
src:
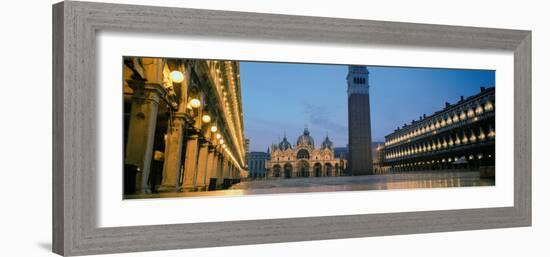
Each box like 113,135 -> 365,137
125,170 -> 495,200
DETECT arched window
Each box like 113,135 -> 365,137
314,163 -> 322,177
283,163 -> 293,178
325,163 -> 332,176
297,149 -> 310,160
484,100 -> 494,111
273,165 -> 281,177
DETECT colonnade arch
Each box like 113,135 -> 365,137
123,57 -> 246,195
284,163 -> 293,178
324,163 -> 332,176
297,160 -> 310,177
314,163 -> 322,177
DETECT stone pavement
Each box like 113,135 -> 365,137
125,170 -> 494,200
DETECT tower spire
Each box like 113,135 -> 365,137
347,65 -> 370,96
304,124 -> 310,135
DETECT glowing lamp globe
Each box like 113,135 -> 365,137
202,114 -> 211,123
210,125 -> 218,133
169,70 -> 184,83
189,98 -> 201,108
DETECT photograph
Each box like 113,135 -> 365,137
122,57 -> 496,199
43,1 -> 536,255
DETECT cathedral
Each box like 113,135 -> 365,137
266,128 -> 347,178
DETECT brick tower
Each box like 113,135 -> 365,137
347,65 -> 373,175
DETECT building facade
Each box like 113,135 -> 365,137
347,65 -> 374,175
247,152 -> 270,179
123,57 -> 247,194
333,147 -> 349,175
266,128 -> 347,178
373,143 -> 386,174
381,87 -> 495,175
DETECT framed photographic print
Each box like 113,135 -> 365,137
52,1 -> 531,256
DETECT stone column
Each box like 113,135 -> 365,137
194,139 -> 209,191
222,158 -> 231,188
158,113 -> 186,192
157,62 -> 189,192
182,134 -> 199,192
125,82 -> 165,194
226,163 -> 230,181
217,155 -> 225,188
226,163 -> 231,179
205,148 -> 217,190
225,159 -> 230,183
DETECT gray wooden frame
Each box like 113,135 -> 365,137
52,1 -> 531,256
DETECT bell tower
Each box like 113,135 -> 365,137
347,65 -> 373,175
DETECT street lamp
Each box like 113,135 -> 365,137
202,114 -> 211,123
210,125 -> 218,133
169,70 -> 184,83
189,98 -> 201,108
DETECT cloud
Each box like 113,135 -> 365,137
303,102 -> 347,134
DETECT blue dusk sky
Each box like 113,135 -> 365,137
239,61 -> 495,152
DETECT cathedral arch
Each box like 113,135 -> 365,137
283,163 -> 293,178
314,162 -> 322,177
324,163 -> 333,176
297,160 -> 310,177
273,165 -> 282,177
297,149 -> 310,160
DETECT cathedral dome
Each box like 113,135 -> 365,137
321,135 -> 333,150
278,136 -> 292,150
297,127 -> 315,148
